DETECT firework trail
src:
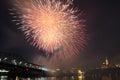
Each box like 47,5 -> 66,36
11,0 -> 87,58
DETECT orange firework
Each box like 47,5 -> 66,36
11,0 -> 87,58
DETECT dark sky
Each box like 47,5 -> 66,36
0,0 -> 120,69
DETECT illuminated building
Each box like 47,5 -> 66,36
84,67 -> 120,80
101,57 -> 109,69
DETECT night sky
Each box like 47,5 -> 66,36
0,0 -> 120,70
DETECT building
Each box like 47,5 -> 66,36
84,57 -> 120,80
84,67 -> 120,80
101,57 -> 109,69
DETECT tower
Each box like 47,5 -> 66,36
105,57 -> 109,66
101,57 -> 109,68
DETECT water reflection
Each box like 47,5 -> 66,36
0,75 -> 83,80
16,76 -> 83,80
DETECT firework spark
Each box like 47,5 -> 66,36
11,0 -> 87,58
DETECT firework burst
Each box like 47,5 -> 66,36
11,0 -> 87,58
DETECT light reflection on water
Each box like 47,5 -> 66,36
20,76 -> 83,80
0,76 -> 84,80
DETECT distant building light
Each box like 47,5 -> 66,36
24,63 -> 28,67
115,64 -> 120,67
78,70 -> 84,79
38,67 -> 42,70
51,70 -> 56,73
19,61 -> 22,65
78,70 -> 82,73
3,57 -> 7,61
29,64 -> 32,67
31,66 -> 34,68
56,68 -> 60,71
36,66 -> 39,69
1,76 -> 8,79
12,60 -> 17,65
0,69 -> 9,73
41,68 -> 48,71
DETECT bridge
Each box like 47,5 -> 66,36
0,52 -> 84,80
0,52 -> 48,79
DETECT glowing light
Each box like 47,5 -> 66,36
11,0 -> 87,58
0,70 -> 9,73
